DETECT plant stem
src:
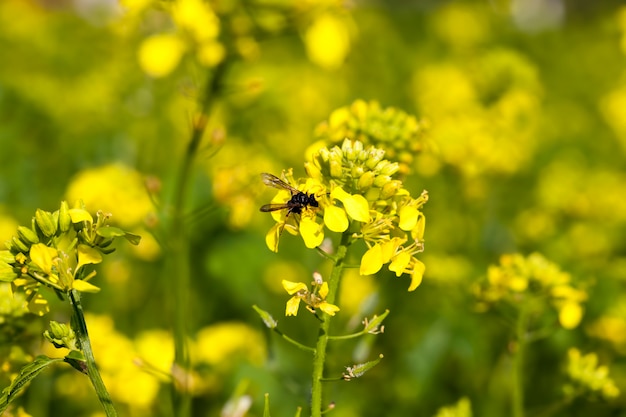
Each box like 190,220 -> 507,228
167,62 -> 227,417
69,289 -> 118,417
310,233 -> 350,417
512,307 -> 529,417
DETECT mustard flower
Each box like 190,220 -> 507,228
564,348 -> 620,400
262,139 -> 428,291
313,100 -> 428,175
474,253 -> 587,329
2,202 -> 140,313
282,273 -> 340,317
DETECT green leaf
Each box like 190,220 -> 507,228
0,355 -> 62,413
64,350 -> 88,375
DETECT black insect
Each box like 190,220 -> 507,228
259,173 -> 319,216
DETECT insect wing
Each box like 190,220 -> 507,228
259,203 -> 290,212
260,173 -> 300,194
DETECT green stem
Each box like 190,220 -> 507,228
512,307 -> 529,417
310,233 -> 351,417
167,62 -> 227,417
69,289 -> 118,417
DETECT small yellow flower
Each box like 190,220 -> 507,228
281,276 -> 339,317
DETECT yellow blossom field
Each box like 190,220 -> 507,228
1,1 -> 625,417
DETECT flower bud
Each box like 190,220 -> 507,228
373,175 -> 392,188
35,209 -> 58,237
380,162 -> 400,176
357,171 -> 375,190
58,201 -> 71,232
11,236 -> 30,253
17,226 -> 39,245
329,160 -> 343,178
380,180 -> 402,199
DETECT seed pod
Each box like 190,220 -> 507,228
35,209 -> 57,237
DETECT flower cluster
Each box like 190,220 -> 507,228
313,100 -> 428,175
0,202 -> 140,315
563,348 -> 620,400
263,139 -> 428,291
473,253 -> 587,329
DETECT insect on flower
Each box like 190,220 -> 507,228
259,173 -> 319,216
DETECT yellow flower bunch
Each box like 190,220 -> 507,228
0,202 -> 140,315
263,139 -> 428,291
474,253 -> 587,329
564,348 -> 620,400
313,100 -> 428,175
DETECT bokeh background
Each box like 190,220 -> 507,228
2,0 -> 626,416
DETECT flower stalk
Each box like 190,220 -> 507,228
310,232 -> 351,417
69,289 -> 117,417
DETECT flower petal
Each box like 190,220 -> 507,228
72,279 -> 101,293
319,301 -> 340,316
29,243 -> 58,274
343,194 -> 371,223
324,206 -> 349,232
388,251 -> 411,277
265,222 -> 283,253
282,280 -> 308,295
77,244 -> 103,272
360,244 -> 383,275
408,259 -> 425,291
319,282 -> 329,298
398,206 -> 419,231
285,297 -> 301,316
300,217 -> 324,248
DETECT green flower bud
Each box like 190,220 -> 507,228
380,180 -> 402,199
373,175 -> 392,188
35,209 -> 58,237
357,171 -> 375,190
11,236 -> 30,253
380,162 -> 400,176
330,160 -> 343,178
58,201 -> 71,232
17,226 -> 39,245
44,321 -> 76,349
365,149 -> 385,169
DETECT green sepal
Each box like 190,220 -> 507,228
64,350 -> 88,375
97,227 -> 141,245
0,355 -> 63,413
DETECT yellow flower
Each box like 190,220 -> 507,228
304,13 -> 352,70
138,34 -> 186,78
282,277 -> 339,317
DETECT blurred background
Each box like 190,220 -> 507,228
1,0 -> 626,416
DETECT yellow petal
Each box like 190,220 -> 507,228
197,40 -> 225,67
319,282 -> 329,298
319,302 -> 340,316
343,194 -> 370,223
360,244 -> 383,275
398,206 -> 419,231
265,222 -> 283,253
285,297 -> 301,316
138,34 -> 186,78
282,280 -> 307,295
29,243 -> 58,274
559,302 -> 583,329
68,208 -> 93,224
408,259 -> 425,291
300,217 -> 324,248
380,238 -> 403,263
72,279 -> 101,293
324,205 -> 349,232
388,251 -> 411,277
77,244 -> 103,272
